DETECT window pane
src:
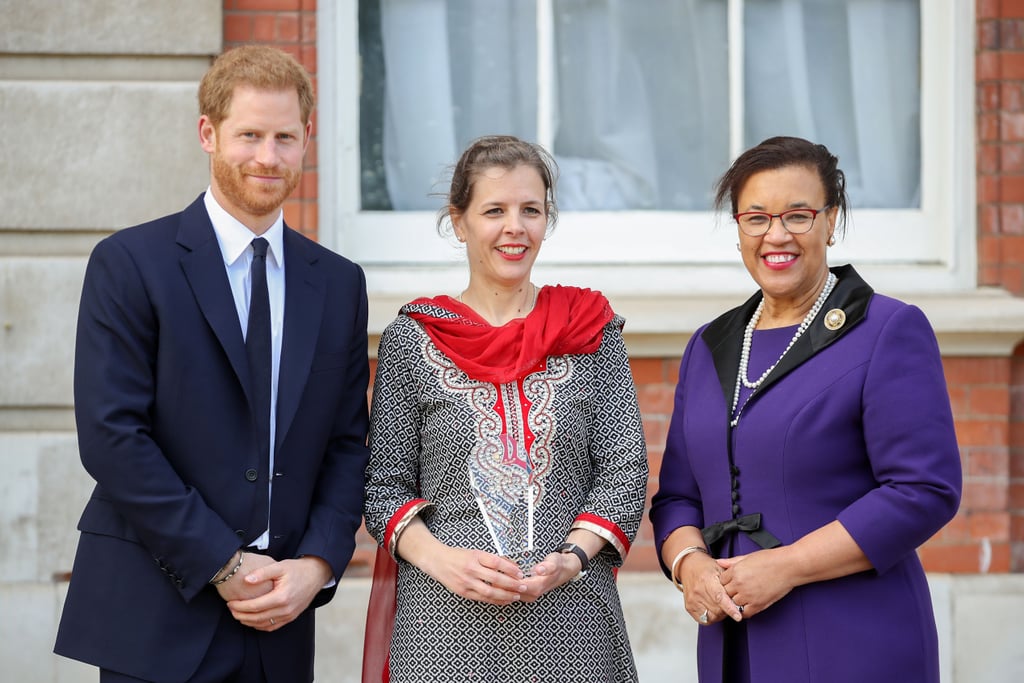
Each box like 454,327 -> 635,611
553,0 -> 728,210
360,0 -> 537,211
360,0 -> 728,212
744,0 -> 921,209
359,0 -> 390,210
359,0 -> 920,213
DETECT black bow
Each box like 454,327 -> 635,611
701,512 -> 782,549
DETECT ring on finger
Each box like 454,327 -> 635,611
738,605 -> 745,614
699,609 -> 709,625
269,617 -> 276,626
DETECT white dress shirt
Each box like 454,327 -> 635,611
204,189 -> 284,549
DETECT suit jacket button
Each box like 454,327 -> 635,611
245,468 -> 259,482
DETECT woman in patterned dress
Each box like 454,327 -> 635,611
362,135 -> 649,682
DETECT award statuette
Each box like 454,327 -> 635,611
468,433 -> 536,573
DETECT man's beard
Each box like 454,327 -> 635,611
212,151 -> 302,219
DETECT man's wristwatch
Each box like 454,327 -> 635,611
556,542 -> 589,582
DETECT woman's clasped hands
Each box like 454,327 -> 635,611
717,548 -> 796,619
678,547 -> 797,625
676,550 -> 743,626
419,545 -> 528,606
420,544 -> 589,606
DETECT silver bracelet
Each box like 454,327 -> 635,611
669,545 -> 709,594
211,551 -> 244,586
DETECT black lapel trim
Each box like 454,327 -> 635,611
701,264 -> 875,414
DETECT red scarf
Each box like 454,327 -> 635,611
403,285 -> 615,383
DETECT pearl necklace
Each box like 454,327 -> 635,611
730,272 -> 838,427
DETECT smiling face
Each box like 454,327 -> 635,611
199,85 -> 310,234
736,164 -> 837,314
451,164 -> 548,291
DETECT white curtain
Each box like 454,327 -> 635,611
373,0 -> 919,211
744,0 -> 920,208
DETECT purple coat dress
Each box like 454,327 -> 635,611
650,265 -> 962,683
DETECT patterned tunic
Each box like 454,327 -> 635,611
364,300 -> 648,683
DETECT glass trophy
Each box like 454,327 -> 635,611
468,433 -> 536,574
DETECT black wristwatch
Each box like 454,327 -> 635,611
556,542 -> 589,582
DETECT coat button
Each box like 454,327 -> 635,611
245,468 -> 258,482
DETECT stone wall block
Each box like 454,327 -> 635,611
40,436 -> 94,580
0,433 -> 85,582
0,259 -> 86,406
1,82 -> 209,231
1,0 -> 222,55
952,574 -> 1024,681
0,583 -> 64,682
0,435 -> 40,580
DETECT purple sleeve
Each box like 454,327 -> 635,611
837,304 -> 962,574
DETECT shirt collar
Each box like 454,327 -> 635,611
204,189 -> 285,268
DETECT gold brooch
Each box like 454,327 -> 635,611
824,308 -> 846,331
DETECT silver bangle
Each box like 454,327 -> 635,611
211,551 -> 244,586
669,545 -> 709,594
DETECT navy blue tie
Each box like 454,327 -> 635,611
246,237 -> 271,537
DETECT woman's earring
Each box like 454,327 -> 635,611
736,243 -> 741,252
827,235 -> 836,247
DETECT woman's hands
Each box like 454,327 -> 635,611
415,545 -> 585,605
718,520 -> 872,617
675,550 -> 743,625
662,527 -> 742,625
717,550 -> 794,619
397,519 -> 614,606
418,545 -> 528,606
519,550 -> 583,602
396,519 -> 526,606
665,520 -> 874,624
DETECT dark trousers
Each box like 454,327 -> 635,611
100,613 -> 267,683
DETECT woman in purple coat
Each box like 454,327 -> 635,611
649,136 -> 962,682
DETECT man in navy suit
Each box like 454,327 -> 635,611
54,45 -> 370,682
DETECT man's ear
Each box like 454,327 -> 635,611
302,120 -> 313,151
198,115 -> 217,154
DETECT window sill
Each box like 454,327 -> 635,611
368,287 -> 1024,359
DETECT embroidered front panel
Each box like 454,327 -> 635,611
422,337 -> 573,565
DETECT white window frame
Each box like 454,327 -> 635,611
318,1 -> 976,334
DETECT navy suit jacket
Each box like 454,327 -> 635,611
55,194 -> 370,682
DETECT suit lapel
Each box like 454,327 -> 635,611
702,265 -> 875,415
276,228 -> 325,448
704,293 -> 760,411
756,264 -> 873,395
177,196 -> 253,399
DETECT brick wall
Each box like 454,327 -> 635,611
979,0 -> 1024,296
923,357 -> 1012,572
225,0 -> 1024,576
1012,349 -> 1024,571
223,0 -> 320,241
976,0 -> 1024,573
